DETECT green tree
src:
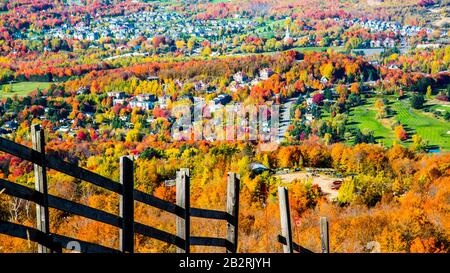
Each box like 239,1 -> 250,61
446,84 -> 450,99
410,93 -> 425,109
139,147 -> 165,160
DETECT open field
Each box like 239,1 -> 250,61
0,82 -> 52,98
275,171 -> 340,201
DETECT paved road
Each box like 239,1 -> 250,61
104,52 -> 148,61
277,96 -> 299,141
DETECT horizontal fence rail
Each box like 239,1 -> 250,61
0,127 -> 240,253
0,220 -> 119,253
0,136 -> 121,194
0,178 -> 122,228
277,235 -> 314,254
0,220 -> 56,250
191,236 -> 228,248
191,208 -> 229,220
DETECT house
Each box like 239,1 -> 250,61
320,76 -> 329,84
193,96 -> 205,106
370,40 -> 381,48
113,98 -> 126,106
58,125 -> 70,133
259,68 -> 274,80
213,94 -> 232,106
158,95 -> 171,109
206,86 -> 216,94
0,128 -> 10,135
400,38 -> 408,47
136,94 -> 157,102
388,64 -> 400,70
251,78 -> 260,86
85,112 -> 95,118
194,81 -> 206,91
249,163 -> 270,175
107,91 -> 126,99
233,72 -> 247,84
76,87 -> 89,95
86,32 -> 100,41
383,38 -> 395,48
4,121 -> 18,131
229,83 -> 238,93
208,94 -> 232,113
147,76 -> 160,82
129,100 -> 153,111
417,43 -> 441,49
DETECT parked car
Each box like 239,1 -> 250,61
331,180 -> 343,190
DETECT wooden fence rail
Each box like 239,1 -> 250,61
277,186 -> 330,254
0,126 -> 240,253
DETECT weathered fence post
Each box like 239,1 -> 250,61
119,156 -> 134,253
278,186 -> 293,253
320,217 -> 330,253
176,168 -> 190,253
31,124 -> 50,253
226,172 -> 240,253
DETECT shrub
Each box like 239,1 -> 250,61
410,93 -> 425,109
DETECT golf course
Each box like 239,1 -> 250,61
348,96 -> 450,151
0,82 -> 52,99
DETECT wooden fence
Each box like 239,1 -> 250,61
0,124 -> 240,253
277,186 -> 330,254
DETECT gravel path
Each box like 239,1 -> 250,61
274,171 -> 340,201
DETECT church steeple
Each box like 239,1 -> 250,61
284,25 -> 290,42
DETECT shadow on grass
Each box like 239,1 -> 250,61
422,104 -> 436,110
346,121 -> 360,126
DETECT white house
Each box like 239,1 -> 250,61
370,40 -> 381,48
259,68 -> 274,80
383,38 -> 395,48
129,100 -> 153,110
233,72 -> 247,84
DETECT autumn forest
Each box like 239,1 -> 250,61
0,0 -> 449,253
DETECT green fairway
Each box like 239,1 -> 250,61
292,47 -> 328,52
292,46 -> 345,53
347,96 -> 450,151
391,100 -> 450,151
348,99 -> 396,147
429,103 -> 450,115
254,18 -> 281,39
0,82 -> 52,98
